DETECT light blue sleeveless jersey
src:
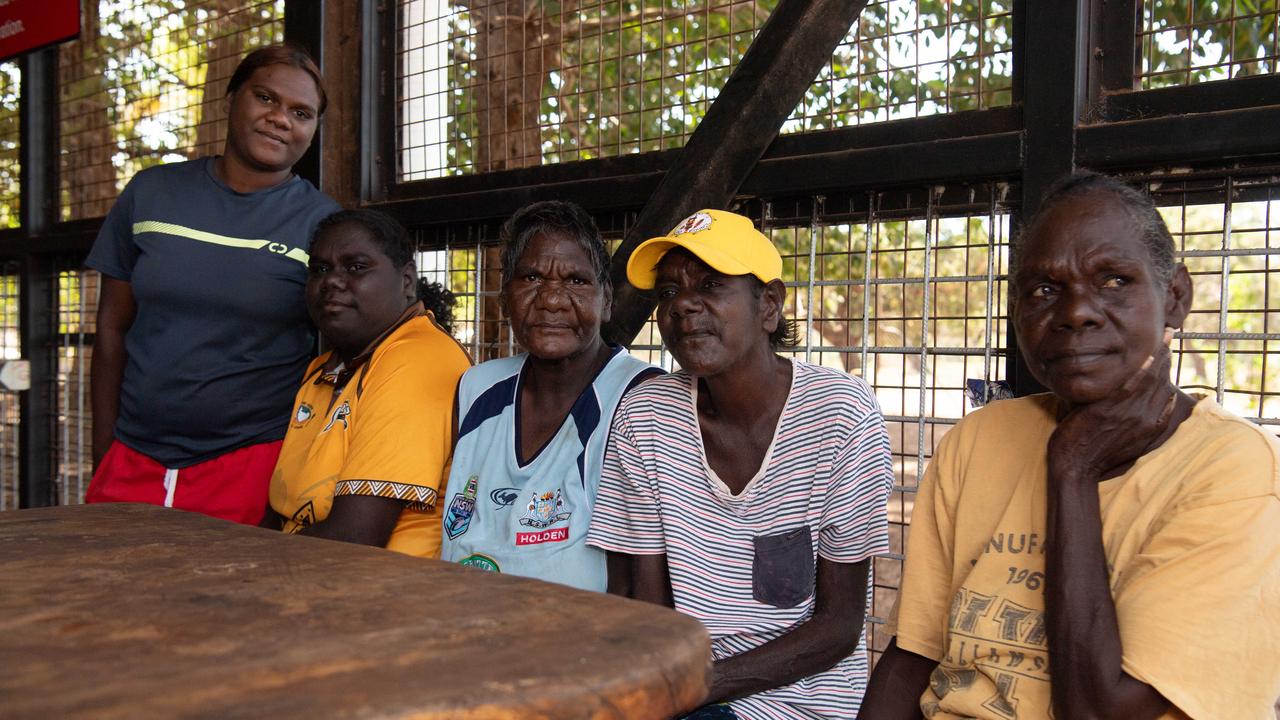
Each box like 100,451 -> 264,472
440,346 -> 656,591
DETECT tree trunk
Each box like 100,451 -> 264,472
59,0 -> 116,220
464,0 -> 560,359
193,5 -> 246,159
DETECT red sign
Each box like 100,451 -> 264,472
0,0 -> 80,63
515,527 -> 570,546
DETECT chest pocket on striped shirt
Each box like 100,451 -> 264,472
752,526 -> 815,608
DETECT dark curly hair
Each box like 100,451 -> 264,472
416,279 -> 457,334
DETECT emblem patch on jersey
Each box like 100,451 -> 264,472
293,402 -> 314,426
444,476 -> 479,540
672,211 -> 713,236
490,487 -> 520,509
323,401 -> 351,432
459,554 -> 500,572
289,501 -> 316,531
518,489 -> 571,529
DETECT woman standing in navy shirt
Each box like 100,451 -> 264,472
85,44 -> 339,523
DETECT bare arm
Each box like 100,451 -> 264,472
859,638 -> 933,719
706,557 -> 869,705
625,552 -> 675,607
91,277 -> 137,468
1043,348 -> 1182,720
297,494 -> 405,548
605,551 -> 633,598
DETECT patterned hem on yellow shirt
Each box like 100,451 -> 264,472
334,479 -> 439,511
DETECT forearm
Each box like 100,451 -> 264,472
859,638 -> 932,720
91,278 -> 136,468
297,494 -> 404,548
90,328 -> 126,466
1046,464 -> 1168,720
298,517 -> 394,546
707,557 -> 869,705
707,604 -> 864,704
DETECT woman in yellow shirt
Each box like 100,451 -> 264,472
261,209 -> 470,557
863,173 -> 1280,720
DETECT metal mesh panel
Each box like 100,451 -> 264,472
1147,173 -> 1280,432
760,188 -> 1011,667
395,0 -> 1013,180
53,268 -> 98,506
0,263 -> 19,510
59,0 -> 285,220
415,231 -> 510,362
0,63 -> 19,229
1138,0 -> 1279,88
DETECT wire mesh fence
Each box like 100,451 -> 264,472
0,63 -> 19,230
395,0 -> 1014,180
1138,0 -> 1280,88
1144,171 -> 1280,429
58,0 -> 285,221
761,187 -> 1012,666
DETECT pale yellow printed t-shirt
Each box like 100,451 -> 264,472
269,315 -> 470,559
892,394 -> 1280,720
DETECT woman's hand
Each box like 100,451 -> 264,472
1047,341 -> 1178,482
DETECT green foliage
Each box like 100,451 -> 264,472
58,0 -> 284,218
1141,0 -> 1279,86
428,0 -> 1017,176
770,212 -> 1008,374
0,63 -> 19,229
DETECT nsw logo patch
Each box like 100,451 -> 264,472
444,476 -> 479,540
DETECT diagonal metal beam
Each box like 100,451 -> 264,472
602,0 -> 869,346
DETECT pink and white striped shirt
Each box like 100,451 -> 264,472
588,360 -> 892,719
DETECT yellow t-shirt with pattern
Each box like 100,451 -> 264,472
893,394 -> 1280,720
269,315 -> 470,558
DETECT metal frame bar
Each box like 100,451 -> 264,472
285,0 -> 326,187
16,48 -> 58,507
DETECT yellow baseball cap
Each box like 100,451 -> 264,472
626,209 -> 783,290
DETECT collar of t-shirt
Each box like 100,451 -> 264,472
314,301 -> 425,389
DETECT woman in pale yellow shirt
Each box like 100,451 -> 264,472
862,172 -> 1280,720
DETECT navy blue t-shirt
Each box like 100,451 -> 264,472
86,158 -> 340,467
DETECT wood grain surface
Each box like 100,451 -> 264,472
0,504 -> 711,719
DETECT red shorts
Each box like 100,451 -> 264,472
85,440 -> 282,525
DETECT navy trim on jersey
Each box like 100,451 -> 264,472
458,375 -> 517,438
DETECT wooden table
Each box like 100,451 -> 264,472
0,504 -> 710,719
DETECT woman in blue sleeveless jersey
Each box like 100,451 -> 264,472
439,201 -> 658,589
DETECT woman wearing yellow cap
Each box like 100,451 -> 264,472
587,210 -> 893,718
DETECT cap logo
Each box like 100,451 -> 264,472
671,212 -> 713,236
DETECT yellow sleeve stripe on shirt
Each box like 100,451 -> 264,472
334,479 -> 439,511
132,221 -> 309,267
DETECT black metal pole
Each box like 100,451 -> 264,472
603,0 -> 870,346
285,0 -> 325,188
1007,0 -> 1090,397
17,48 -> 58,507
